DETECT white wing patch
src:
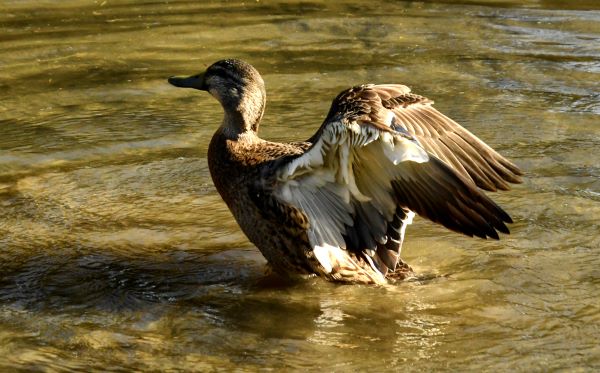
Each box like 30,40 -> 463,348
274,115 -> 430,259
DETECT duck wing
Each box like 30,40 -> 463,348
370,84 -> 523,191
262,84 -> 520,276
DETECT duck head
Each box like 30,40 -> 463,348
168,59 -> 266,135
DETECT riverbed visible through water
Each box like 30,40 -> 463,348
1,0 -> 599,370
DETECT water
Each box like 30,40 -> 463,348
1,0 -> 599,370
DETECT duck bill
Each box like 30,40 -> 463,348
168,73 -> 206,90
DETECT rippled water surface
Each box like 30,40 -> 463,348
1,0 -> 599,371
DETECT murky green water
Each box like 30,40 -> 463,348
1,0 -> 599,370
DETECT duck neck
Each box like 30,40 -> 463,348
221,110 -> 258,139
220,87 -> 265,139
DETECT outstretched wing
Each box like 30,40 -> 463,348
269,84 -> 521,276
373,84 -> 523,191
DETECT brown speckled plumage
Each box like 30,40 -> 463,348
168,59 -> 523,284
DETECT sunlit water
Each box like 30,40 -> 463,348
1,0 -> 599,371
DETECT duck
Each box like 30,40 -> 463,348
168,59 -> 522,285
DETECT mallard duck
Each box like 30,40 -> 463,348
168,59 -> 522,285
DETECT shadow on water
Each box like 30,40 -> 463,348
0,237 -> 452,345
0,240 -> 446,311
0,247 -> 266,312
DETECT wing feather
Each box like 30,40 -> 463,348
263,84 -> 521,276
381,88 -> 523,191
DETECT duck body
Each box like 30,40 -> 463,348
169,59 -> 523,285
207,130 -> 319,277
207,128 -> 390,283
